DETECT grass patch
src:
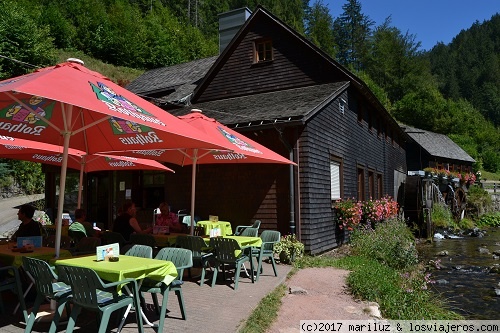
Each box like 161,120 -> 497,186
56,49 -> 144,85
238,284 -> 287,333
336,256 -> 461,319
481,170 -> 500,181
239,219 -> 462,331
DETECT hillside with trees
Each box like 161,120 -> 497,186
0,0 -> 498,194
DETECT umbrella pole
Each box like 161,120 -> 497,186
55,133 -> 70,258
76,156 -> 85,209
190,150 -> 198,236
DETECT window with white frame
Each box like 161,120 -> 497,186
330,160 -> 341,200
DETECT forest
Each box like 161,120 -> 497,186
0,0 -> 498,194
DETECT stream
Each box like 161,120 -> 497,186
417,227 -> 500,319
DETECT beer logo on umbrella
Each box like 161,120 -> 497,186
0,96 -> 55,136
91,81 -> 159,135
217,126 -> 262,154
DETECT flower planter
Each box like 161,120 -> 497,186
279,251 -> 296,264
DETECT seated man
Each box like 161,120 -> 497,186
12,204 -> 42,240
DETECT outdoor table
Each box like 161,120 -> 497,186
0,243 -> 73,314
197,220 -> 233,236
55,255 -> 178,330
152,232 -> 184,247
0,243 -> 72,268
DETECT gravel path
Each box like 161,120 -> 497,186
267,267 -> 378,333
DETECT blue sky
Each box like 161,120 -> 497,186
324,0 -> 499,51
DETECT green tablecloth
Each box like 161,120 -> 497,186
204,236 -> 262,256
55,255 -> 178,287
0,244 -> 72,268
152,233 -> 184,247
197,221 -> 233,236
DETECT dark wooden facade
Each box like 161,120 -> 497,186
123,6 -> 408,254
297,88 -> 406,253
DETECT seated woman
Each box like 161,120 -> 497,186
113,200 -> 152,241
155,202 -> 183,233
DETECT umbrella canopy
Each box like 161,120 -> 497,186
105,109 -> 296,234
0,60 -> 227,256
0,135 -> 173,208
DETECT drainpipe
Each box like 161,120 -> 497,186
275,126 -> 296,235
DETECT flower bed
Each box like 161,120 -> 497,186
334,196 -> 399,230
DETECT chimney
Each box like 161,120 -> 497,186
218,7 -> 251,54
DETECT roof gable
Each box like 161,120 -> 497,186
193,6 -> 350,103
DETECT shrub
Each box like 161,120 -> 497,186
431,203 -> 453,229
273,234 -> 304,264
475,213 -> 500,227
457,217 -> 475,230
350,217 -> 418,269
467,185 -> 492,216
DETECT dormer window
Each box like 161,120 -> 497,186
254,39 -> 273,63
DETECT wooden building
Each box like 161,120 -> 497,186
403,125 -> 475,173
126,6 -> 408,254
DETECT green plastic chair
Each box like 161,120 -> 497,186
69,236 -> 101,256
0,265 -> 27,322
68,229 -> 86,243
44,235 -> 72,249
251,230 -> 281,281
100,231 -> 128,246
209,237 -> 254,290
234,220 -> 261,235
239,227 -> 259,237
22,257 -> 72,333
125,244 -> 153,258
176,235 -> 213,286
193,226 -> 205,236
141,247 -> 192,328
57,265 -> 142,333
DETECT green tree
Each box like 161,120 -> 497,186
367,17 -> 428,102
304,0 -> 336,57
38,1 -> 77,50
332,0 -> 373,71
7,160 -> 44,194
0,0 -> 56,79
392,83 -> 446,131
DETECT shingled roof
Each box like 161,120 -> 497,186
127,56 -> 218,103
168,82 -> 348,126
402,125 -> 475,163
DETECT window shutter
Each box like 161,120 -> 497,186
330,161 -> 340,200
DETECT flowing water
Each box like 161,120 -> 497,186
417,228 -> 500,319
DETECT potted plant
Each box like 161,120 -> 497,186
274,234 -> 304,264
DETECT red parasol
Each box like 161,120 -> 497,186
0,60 -> 226,256
105,109 -> 296,234
0,135 -> 173,208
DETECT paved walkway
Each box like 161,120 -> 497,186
0,263 -> 292,333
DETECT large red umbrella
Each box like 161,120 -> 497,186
0,60 -> 227,256
0,135 -> 173,208
105,109 -> 295,234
